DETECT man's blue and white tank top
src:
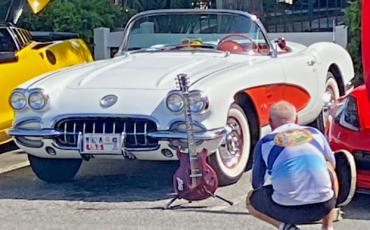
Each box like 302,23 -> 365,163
254,123 -> 336,206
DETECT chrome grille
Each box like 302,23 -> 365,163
55,117 -> 158,150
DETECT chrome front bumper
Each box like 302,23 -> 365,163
7,127 -> 226,153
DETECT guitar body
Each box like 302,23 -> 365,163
173,148 -> 218,201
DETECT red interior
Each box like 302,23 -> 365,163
216,41 -> 291,54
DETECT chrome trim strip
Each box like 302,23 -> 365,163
147,127 -> 226,140
7,129 -> 61,137
49,114 -> 161,129
13,117 -> 43,128
168,119 -> 206,130
7,127 -> 225,142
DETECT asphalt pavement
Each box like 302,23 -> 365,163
0,151 -> 369,230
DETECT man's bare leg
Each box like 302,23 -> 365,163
322,161 -> 339,229
246,190 -> 282,229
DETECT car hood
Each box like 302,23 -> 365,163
52,52 -> 252,90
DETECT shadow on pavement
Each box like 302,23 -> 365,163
0,141 -> 18,154
341,193 -> 370,221
0,159 -> 179,202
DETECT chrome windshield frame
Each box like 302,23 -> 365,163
117,9 -> 275,56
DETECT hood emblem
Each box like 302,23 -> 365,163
100,95 -> 118,108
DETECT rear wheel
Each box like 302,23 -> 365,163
209,104 -> 251,186
310,71 -> 340,132
28,154 -> 82,183
325,72 -> 340,105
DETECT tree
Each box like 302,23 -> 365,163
0,0 -> 11,22
221,0 -> 264,21
17,0 -> 136,52
343,0 -> 362,86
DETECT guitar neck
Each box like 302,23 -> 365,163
182,92 -> 201,179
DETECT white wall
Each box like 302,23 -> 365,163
93,25 -> 347,60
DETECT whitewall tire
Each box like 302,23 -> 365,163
325,72 -> 340,103
209,104 -> 251,186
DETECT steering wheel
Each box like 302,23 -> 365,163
217,33 -> 259,53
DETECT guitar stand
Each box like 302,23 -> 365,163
162,186 -> 234,210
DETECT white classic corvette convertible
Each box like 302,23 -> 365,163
7,9 -> 355,184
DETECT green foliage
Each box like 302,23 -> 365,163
0,0 -> 11,22
342,0 -> 362,86
17,0 -> 137,52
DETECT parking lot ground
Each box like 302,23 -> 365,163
0,151 -> 369,230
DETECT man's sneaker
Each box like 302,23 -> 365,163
281,223 -> 301,230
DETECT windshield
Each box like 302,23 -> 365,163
120,11 -> 271,55
0,28 -> 17,52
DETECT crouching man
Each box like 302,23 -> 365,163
246,101 -> 339,230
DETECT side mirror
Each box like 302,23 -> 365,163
271,37 -> 287,58
0,52 -> 18,64
276,37 -> 286,50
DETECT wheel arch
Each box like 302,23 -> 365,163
328,63 -> 345,96
233,91 -> 260,148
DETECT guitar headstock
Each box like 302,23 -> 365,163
176,74 -> 190,93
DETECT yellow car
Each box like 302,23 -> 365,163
0,0 -> 93,147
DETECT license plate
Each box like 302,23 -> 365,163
81,134 -> 121,154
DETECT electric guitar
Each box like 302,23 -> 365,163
163,73 -> 233,209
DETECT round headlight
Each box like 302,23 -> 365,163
166,93 -> 184,112
29,91 -> 47,110
9,92 -> 26,110
189,94 -> 206,113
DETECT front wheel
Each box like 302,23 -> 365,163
28,154 -> 82,183
209,104 -> 251,186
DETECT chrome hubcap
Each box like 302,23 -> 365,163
323,85 -> 337,126
325,85 -> 336,104
219,117 -> 244,169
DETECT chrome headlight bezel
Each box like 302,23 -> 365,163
9,89 -> 27,111
188,90 -> 209,114
165,91 -> 185,113
165,90 -> 209,114
28,88 -> 49,111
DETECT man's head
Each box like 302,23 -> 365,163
269,101 -> 298,130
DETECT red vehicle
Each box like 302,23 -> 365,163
325,0 -> 370,193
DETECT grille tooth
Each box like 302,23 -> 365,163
144,122 -> 148,145
73,123 -> 76,145
64,123 -> 67,144
55,117 -> 158,150
133,122 -> 138,145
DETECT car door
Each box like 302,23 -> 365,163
278,53 -> 319,115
